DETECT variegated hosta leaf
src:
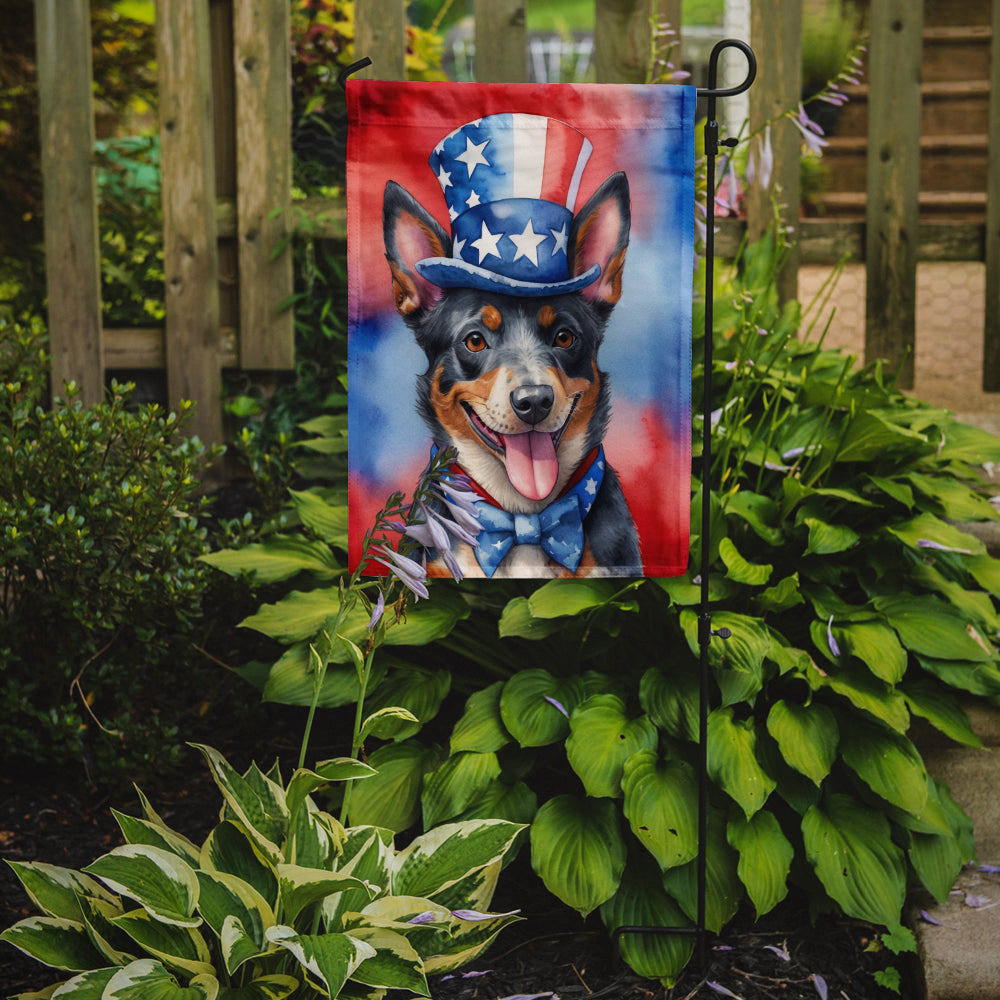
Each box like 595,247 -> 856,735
727,810 -> 793,917
424,859 -> 501,916
46,966 -> 118,997
4,861 -> 118,922
195,870 -> 274,974
499,669 -> 584,747
450,681 -> 511,754
621,751 -> 699,871
77,894 -> 136,966
391,820 -> 524,901
599,854 -> 694,987
285,760 -> 375,823
200,822 -> 278,910
838,718 -> 929,817
706,707 -> 776,819
288,801 -> 343,870
802,793 -> 906,926
323,829 -> 393,931
110,908 -> 214,979
421,906 -> 523,975
347,740 -> 442,833
565,695 -> 658,799
529,795 -> 626,917
265,926 -> 375,998
765,700 -> 838,786
277,864 -> 376,925
112,810 -> 202,868
102,958 -> 218,999
421,751 -> 502,829
345,926 -> 429,995
191,745 -> 287,863
0,916 -> 107,972
83,845 -> 200,928
214,975 -> 299,1000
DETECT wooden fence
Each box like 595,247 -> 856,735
33,0 -> 1000,445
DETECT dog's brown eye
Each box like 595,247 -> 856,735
464,332 -> 488,352
554,329 -> 575,349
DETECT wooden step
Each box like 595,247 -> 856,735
813,190 -> 987,222
922,25 -> 993,82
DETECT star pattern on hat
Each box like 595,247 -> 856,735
471,222 -> 503,263
455,136 -> 490,177
509,220 -> 548,266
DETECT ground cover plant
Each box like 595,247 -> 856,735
204,228 -> 1000,987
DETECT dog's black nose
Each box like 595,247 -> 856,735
510,384 -> 554,425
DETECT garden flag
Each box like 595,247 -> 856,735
347,81 -> 695,578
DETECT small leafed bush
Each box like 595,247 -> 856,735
1,744 -> 524,998
0,316 -> 219,782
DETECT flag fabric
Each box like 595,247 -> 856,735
347,80 -> 695,579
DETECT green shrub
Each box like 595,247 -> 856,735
1,743 -> 524,998
0,316 -> 220,783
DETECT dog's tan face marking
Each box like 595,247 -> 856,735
430,363 -> 500,444
481,305 -> 502,331
538,304 -> 557,329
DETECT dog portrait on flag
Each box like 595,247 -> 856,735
347,82 -> 695,579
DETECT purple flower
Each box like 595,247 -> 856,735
763,944 -> 790,961
407,911 -> 438,925
791,104 -> 829,156
706,983 -> 742,999
369,544 -> 429,600
917,538 -> 973,554
812,974 -> 828,1000
367,591 -> 385,631
451,908 -> 520,921
747,125 -> 774,191
827,615 -> 841,658
544,695 -> 569,718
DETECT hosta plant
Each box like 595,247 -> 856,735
1,744 -> 523,999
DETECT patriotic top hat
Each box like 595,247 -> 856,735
415,113 -> 601,296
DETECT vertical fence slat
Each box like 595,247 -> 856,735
864,0 -> 923,389
354,0 -> 406,80
34,0 -> 103,405
658,0 -> 682,71
594,0 -> 654,84
983,0 -> 1000,390
474,0 -> 527,82
746,0 -> 801,304
233,0 -> 294,369
157,0 -> 223,445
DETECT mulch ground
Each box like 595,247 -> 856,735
1,743 -> 913,1000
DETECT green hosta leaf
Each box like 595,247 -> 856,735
191,746 -> 287,862
527,578 -> 620,617
103,959 -> 218,1000
621,751 -> 698,871
874,594 -> 995,662
724,490 -> 784,545
639,664 -> 699,742
111,908 -> 214,978
565,695 -> 658,798
530,795 -> 626,917
421,751 -> 502,828
359,706 -> 421,742
835,621 -> 907,684
911,562 -> 1000,633
265,926 -> 375,997
655,573 -> 737,606
362,667 -> 451,740
200,535 -> 341,584
765,700 -> 838,786
718,537 -> 772,585
260,643 -> 386,709
866,474 -> 914,509
4,862 -> 118,923
499,670 -> 584,747
935,421 -> 1000,464
112,812 -> 201,868
347,740 -> 442,832
755,573 -> 804,614
967,553 -> 1000,597
727,811 -> 793,918
453,779 -> 538,827
906,472 -> 998,521
200,822 -> 278,910
216,975 -> 299,1000
285,759 -> 376,822
288,488 -> 348,545
885,512 -> 985,556
809,661 -> 910,732
277,865 -> 374,925
393,820 -> 524,900
497,595 -> 565,639
599,853 -> 694,987
680,610 -> 770,706
802,793 -> 906,926
346,926 -> 428,994
661,810 -> 741,933
835,410 -> 927,463
839,718 -> 929,816
901,680 -> 982,748
450,682 -> 511,754
195,871 -> 273,974
803,517 -> 859,556
83,846 -> 200,928
916,655 -> 1000,697
909,828 -> 965,905
707,708 -> 776,818
0,916 -> 107,971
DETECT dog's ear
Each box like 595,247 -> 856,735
383,180 -> 450,316
569,172 -> 630,307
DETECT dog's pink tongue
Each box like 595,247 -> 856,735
504,430 -> 558,501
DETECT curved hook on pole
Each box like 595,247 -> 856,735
338,57 -> 373,89
696,38 -> 756,99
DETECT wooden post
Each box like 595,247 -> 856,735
594,0 -> 654,84
746,0 -> 801,305
983,0 -> 1000,390
157,0 -> 223,444
34,0 -> 104,405
354,0 -> 406,80
474,0 -> 527,83
233,0 -> 294,369
656,0 -> 683,78
864,0 -> 923,389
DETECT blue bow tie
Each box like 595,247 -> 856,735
472,448 -> 605,578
